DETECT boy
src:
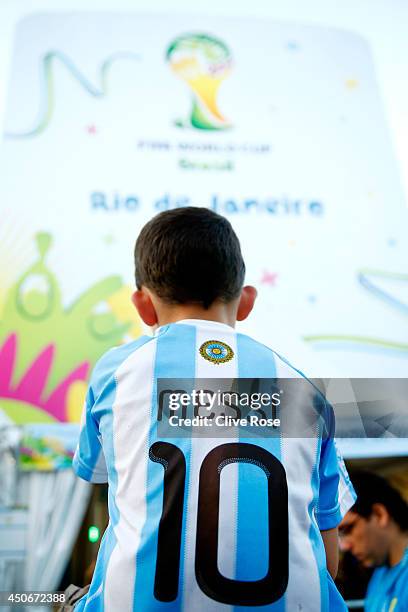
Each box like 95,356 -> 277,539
72,207 -> 356,611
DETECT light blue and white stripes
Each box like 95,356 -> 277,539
73,320 -> 356,612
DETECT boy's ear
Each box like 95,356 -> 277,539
131,289 -> 158,327
236,285 -> 257,321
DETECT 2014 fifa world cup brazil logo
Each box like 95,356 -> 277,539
166,33 -> 232,131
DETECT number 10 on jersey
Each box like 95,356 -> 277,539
149,441 -> 289,606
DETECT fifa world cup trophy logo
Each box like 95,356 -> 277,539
166,33 -> 233,131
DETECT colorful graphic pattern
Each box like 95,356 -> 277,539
166,33 -> 232,131
19,424 -> 78,470
0,232 -> 142,424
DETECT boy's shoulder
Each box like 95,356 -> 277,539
90,334 -> 155,397
237,332 -> 330,413
236,331 -> 309,379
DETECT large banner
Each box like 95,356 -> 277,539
0,14 -> 407,444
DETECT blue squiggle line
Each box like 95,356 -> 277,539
4,50 -> 141,138
358,270 -> 408,315
304,269 -> 408,353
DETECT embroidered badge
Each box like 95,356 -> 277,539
199,340 -> 234,365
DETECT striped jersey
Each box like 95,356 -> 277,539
73,319 -> 356,612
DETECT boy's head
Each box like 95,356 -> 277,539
132,207 -> 256,327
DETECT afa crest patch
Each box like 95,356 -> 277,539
199,340 -> 234,365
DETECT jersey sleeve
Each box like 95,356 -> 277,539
72,382 -> 108,484
316,402 -> 357,530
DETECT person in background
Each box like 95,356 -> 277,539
339,471 -> 408,612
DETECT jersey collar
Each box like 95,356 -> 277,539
154,319 -> 234,335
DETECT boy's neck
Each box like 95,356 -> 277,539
155,301 -> 238,329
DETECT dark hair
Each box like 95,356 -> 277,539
350,471 -> 408,531
134,207 -> 245,309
